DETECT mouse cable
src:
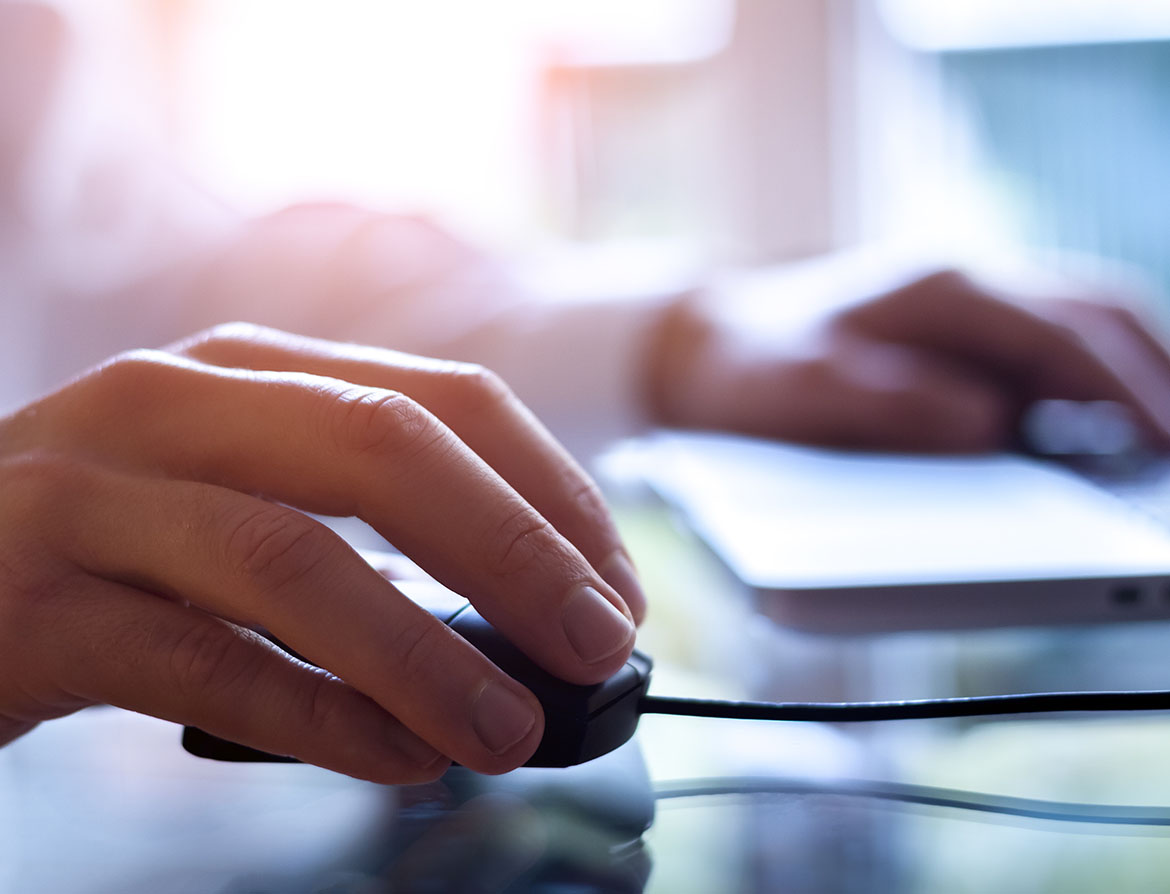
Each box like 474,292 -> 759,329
639,689 -> 1170,722
653,776 -> 1170,827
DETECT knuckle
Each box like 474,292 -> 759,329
92,348 -> 176,390
168,621 -> 260,701
328,387 -> 444,461
441,364 -> 515,420
223,504 -> 334,598
1103,303 -> 1144,331
890,267 -> 980,313
914,266 -> 974,296
844,267 -> 974,328
198,321 -> 271,345
484,506 -> 557,581
177,321 -> 271,357
83,349 -> 182,417
568,477 -> 613,531
389,620 -> 448,688
302,669 -> 346,737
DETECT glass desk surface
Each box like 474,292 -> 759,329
7,502 -> 1170,894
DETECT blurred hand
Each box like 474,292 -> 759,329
649,268 -> 1170,452
0,324 -> 643,781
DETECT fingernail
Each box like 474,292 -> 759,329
472,681 -> 537,755
599,549 -> 647,623
562,585 -> 635,665
396,732 -> 444,768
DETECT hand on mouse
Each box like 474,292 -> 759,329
647,266 -> 1170,452
0,323 -> 643,782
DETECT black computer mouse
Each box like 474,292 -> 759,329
182,588 -> 652,769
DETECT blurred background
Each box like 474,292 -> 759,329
10,5 -> 1170,891
101,0 -> 1170,293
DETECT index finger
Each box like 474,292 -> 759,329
174,324 -> 646,622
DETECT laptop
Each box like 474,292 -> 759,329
606,418 -> 1170,634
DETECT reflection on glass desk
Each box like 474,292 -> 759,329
8,707 -> 1170,893
9,501 -> 1170,893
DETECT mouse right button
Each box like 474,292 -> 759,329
447,608 -> 651,767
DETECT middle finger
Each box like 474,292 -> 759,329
41,351 -> 637,686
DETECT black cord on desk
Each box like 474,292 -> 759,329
644,691 -> 1170,826
640,689 -> 1170,723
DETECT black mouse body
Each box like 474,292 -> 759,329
446,603 -> 651,767
182,588 -> 652,769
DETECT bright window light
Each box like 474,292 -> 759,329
880,0 -> 1170,50
177,0 -> 728,245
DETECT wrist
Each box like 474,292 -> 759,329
641,293 -> 725,430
